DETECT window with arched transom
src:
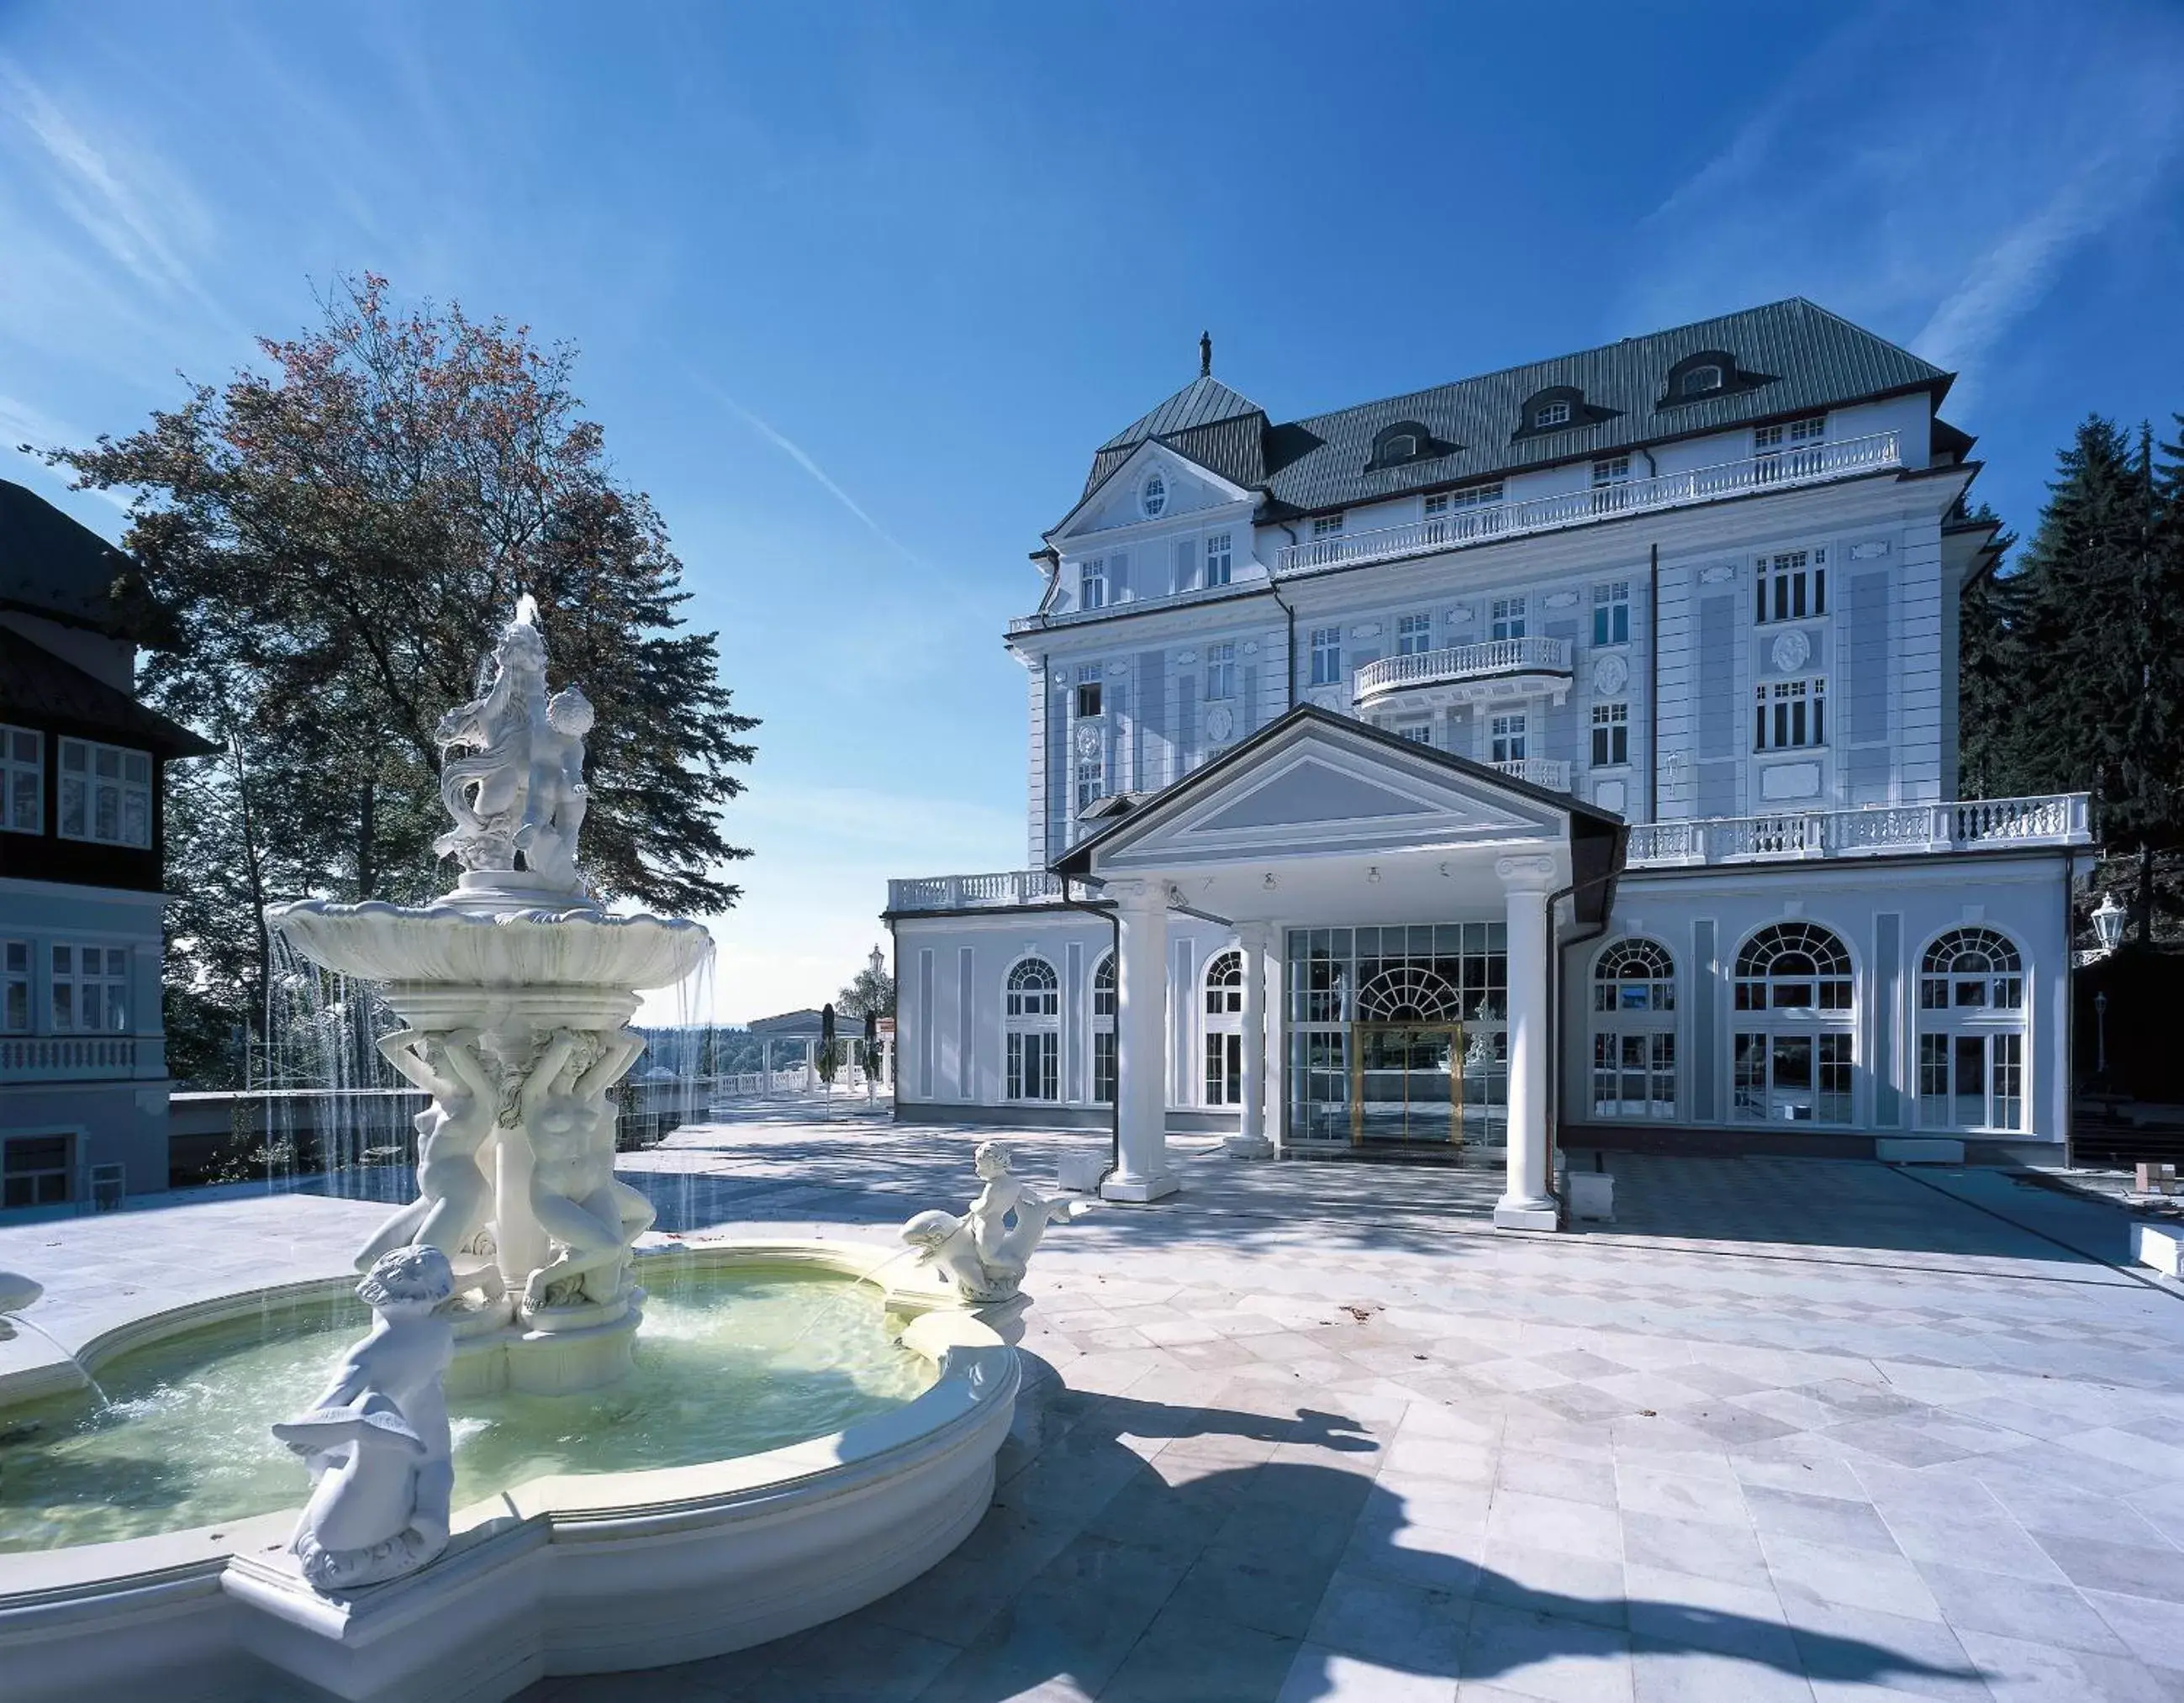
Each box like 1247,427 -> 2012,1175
1917,927 -> 2026,1131
1004,957 -> 1058,1101
1732,922 -> 1854,1126
1090,953 -> 1116,1106
1590,939 -> 1676,1120
1203,949 -> 1244,1105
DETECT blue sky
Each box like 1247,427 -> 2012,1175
3,1 -> 2180,1021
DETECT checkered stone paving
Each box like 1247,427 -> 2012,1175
8,1111 -> 2181,1700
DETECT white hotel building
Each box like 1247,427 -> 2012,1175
884,301 -> 2090,1226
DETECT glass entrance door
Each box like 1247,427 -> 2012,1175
1348,1022 -> 1462,1147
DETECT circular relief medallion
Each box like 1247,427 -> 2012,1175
1074,722 -> 1102,757
1592,653 -> 1629,697
1771,628 -> 1812,673
1205,704 -> 1235,742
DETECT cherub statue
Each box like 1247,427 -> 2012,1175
900,1142 -> 1092,1304
514,684 -> 593,894
272,1245 -> 456,1591
516,1026 -> 653,1317
351,1030 -> 501,1307
433,597 -> 551,873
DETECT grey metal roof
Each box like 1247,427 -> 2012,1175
0,477 -> 130,633
1068,300 -> 1950,526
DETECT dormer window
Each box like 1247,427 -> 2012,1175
1514,384 -> 1619,441
1364,419 -> 1452,473
1141,472 -> 1167,517
1659,349 -> 1773,409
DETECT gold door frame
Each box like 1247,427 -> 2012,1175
1348,1021 -> 1464,1147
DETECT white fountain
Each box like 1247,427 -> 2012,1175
0,600 -> 1033,1703
268,595 -> 712,1395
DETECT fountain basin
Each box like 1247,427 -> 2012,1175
0,1239 -> 1012,1703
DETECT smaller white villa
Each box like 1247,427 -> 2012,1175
884,302 -> 2091,1225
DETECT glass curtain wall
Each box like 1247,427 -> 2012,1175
1285,924 -> 1507,1149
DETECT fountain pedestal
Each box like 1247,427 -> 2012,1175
268,598 -> 713,1397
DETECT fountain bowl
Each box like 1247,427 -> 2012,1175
0,1238 -> 1012,1703
267,896 -> 715,999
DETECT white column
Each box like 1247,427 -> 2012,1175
1105,880 -> 1179,1201
1495,855 -> 1560,1231
1263,931 -> 1286,1154
1227,924 -> 1274,1157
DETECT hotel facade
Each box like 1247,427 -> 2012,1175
884,301 -> 2089,1226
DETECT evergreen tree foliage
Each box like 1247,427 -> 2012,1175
1960,415 -> 2184,940
41,276 -> 757,1082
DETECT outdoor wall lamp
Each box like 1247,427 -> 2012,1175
2092,891 -> 2126,953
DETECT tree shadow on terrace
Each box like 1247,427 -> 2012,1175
606,1358 -> 1979,1703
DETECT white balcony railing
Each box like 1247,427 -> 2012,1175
0,1035 -> 156,1083
1276,431 -> 1902,578
1492,757 -> 1571,791
1626,793 -> 2090,867
888,870 -> 1072,913
1356,635 -> 1573,702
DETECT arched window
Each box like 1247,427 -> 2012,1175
1732,922 -> 1854,1125
1590,939 -> 1675,1120
1356,964 -> 1461,1022
1004,957 -> 1058,1100
1090,953 -> 1116,1106
1735,923 -> 1852,1011
1917,928 -> 2027,1131
1366,419 -> 1445,472
1203,949 -> 1244,1105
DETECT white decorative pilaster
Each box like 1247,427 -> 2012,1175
1227,924 -> 1274,1158
1104,881 -> 1179,1201
1495,854 -> 1560,1231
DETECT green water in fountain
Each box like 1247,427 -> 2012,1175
0,1265 -> 935,1553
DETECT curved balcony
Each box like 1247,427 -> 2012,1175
1355,635 -> 1573,709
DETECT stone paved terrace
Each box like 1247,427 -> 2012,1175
7,1114 -> 2184,1700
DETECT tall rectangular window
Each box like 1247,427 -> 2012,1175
1754,678 -> 1827,751
1490,714 -> 1527,764
1396,614 -> 1433,656
1205,641 -> 1237,701
1075,751 -> 1104,812
1490,597 -> 1525,641
1396,723 -> 1432,746
1075,663 -> 1103,720
1005,1031 -> 1058,1101
1204,532 -> 1233,586
57,739 -> 152,848
1591,702 -> 1629,767
2,941 -> 29,1032
1078,556 -> 1105,610
1756,548 -> 1826,624
1203,1033 -> 1242,1105
1309,625 -> 1343,687
1591,582 -> 1629,646
51,943 -> 128,1034
1,726 -> 40,835
1311,513 -> 1344,538
1172,536 -> 1198,591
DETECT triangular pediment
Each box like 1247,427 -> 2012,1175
1050,439 -> 1253,543
1074,714 -> 1570,875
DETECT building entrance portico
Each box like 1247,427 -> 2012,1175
1054,707 -> 1623,1229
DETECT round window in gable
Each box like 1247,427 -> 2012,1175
1141,472 -> 1167,517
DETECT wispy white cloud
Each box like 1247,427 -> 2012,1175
1619,3 -> 2184,414
0,56 -> 213,306
696,381 -> 932,569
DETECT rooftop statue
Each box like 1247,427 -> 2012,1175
433,594 -> 593,897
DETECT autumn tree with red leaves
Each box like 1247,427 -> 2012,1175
44,276 -> 755,1083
